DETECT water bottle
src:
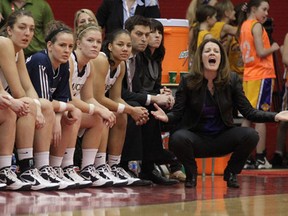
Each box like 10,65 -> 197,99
128,161 -> 139,177
11,153 -> 18,173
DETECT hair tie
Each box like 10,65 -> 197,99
45,27 -> 70,42
241,2 -> 248,12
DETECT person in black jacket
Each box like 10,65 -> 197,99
96,0 -> 160,37
151,38 -> 288,188
120,15 -> 178,185
138,18 -> 186,182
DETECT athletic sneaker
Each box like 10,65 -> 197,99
19,168 -> 59,191
0,166 -> 30,191
243,157 -> 256,169
39,165 -> 75,190
96,164 -> 128,187
80,165 -> 113,187
255,157 -> 272,169
0,182 -> 6,190
110,164 -> 147,186
53,166 -> 77,188
62,165 -> 92,188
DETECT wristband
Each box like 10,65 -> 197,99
33,99 -> 41,107
58,101 -> 67,112
88,104 -> 95,115
117,103 -> 125,113
145,94 -> 151,106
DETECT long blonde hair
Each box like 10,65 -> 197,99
74,9 -> 99,30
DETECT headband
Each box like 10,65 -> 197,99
77,26 -> 100,39
202,0 -> 210,5
45,27 -> 70,42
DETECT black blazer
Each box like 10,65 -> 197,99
167,72 -> 277,131
96,0 -> 161,35
121,55 -> 149,106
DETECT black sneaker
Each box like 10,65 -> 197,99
140,169 -> 179,186
223,170 -> 239,188
0,167 -> 30,191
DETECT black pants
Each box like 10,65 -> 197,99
121,102 -> 182,174
169,127 -> 259,180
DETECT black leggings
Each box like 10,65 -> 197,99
169,127 -> 259,179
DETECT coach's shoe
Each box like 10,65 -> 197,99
184,174 -> 197,188
224,170 -> 239,188
140,169 -> 179,186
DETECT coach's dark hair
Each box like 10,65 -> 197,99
124,15 -> 151,32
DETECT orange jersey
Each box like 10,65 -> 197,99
239,19 -> 275,81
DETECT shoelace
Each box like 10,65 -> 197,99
113,166 -> 130,179
55,167 -> 64,178
43,166 -> 58,179
4,168 -> 19,181
65,167 -> 85,181
86,166 -> 99,178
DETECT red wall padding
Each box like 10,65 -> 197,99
47,0 -> 288,44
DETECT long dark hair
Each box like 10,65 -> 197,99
145,19 -> 165,62
44,20 -> 73,44
101,28 -> 131,67
236,0 -> 269,38
186,38 -> 230,90
189,5 -> 217,57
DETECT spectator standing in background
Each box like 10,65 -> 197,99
0,0 -> 54,58
96,0 -> 160,37
186,0 -> 218,27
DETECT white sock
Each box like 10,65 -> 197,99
108,154 -> 121,167
61,148 -> 75,168
0,155 -> 12,169
17,148 -> 33,161
34,152 -> 50,169
50,155 -> 63,167
94,152 -> 107,168
81,149 -> 98,169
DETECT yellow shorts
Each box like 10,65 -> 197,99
242,79 -> 274,111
